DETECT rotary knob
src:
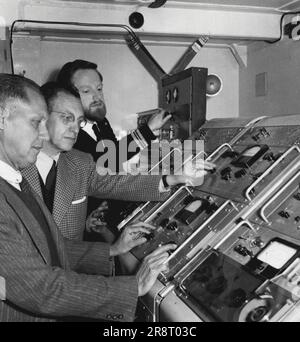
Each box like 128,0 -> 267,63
251,237 -> 264,248
166,221 -> 178,231
221,167 -> 233,181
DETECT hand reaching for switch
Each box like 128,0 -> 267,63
110,221 -> 157,256
166,159 -> 216,188
85,201 -> 109,234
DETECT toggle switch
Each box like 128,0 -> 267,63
221,167 -> 233,181
159,218 -> 170,228
235,168 -> 247,178
279,211 -> 290,218
166,221 -> 178,231
234,245 -> 253,257
263,152 -> 276,162
259,128 -> 270,137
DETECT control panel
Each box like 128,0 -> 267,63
176,241 -> 300,322
159,67 -> 207,140
120,114 -> 300,322
191,117 -> 262,155
198,125 -> 300,203
129,186 -> 243,282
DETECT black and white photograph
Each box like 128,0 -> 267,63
0,0 -> 300,326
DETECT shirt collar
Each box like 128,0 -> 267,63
82,121 -> 97,141
36,151 -> 60,185
0,159 -> 22,188
37,150 -> 60,164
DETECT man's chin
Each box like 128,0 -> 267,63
86,108 -> 106,122
59,143 -> 73,152
19,156 -> 37,169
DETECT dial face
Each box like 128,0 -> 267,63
257,241 -> 297,269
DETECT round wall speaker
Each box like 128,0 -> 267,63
129,12 -> 144,29
206,73 -> 223,97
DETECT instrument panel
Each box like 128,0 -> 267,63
121,114 -> 300,322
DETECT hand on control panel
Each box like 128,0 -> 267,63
136,243 -> 177,296
110,221 -> 157,256
147,108 -> 172,135
166,159 -> 216,187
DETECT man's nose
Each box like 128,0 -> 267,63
39,121 -> 50,141
93,91 -> 102,102
70,121 -> 80,135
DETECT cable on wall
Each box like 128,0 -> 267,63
9,20 -> 140,74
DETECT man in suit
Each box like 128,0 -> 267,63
0,73 -> 175,321
22,82 -> 214,243
56,59 -> 170,170
22,82 -> 172,240
56,59 -> 172,239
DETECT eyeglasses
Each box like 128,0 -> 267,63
51,111 -> 87,128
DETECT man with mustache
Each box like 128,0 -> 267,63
57,59 -> 170,171
22,82 -> 215,244
22,82 -> 172,241
56,59 -> 171,241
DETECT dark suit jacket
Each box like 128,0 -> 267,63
73,118 -> 156,169
22,149 -> 164,240
73,119 -> 158,230
0,177 -> 139,322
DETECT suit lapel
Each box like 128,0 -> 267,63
0,179 -> 50,265
53,153 -> 77,227
74,130 -> 98,162
36,190 -> 67,268
21,164 -> 43,199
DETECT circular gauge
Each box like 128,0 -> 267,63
173,87 -> 179,102
238,295 -> 274,322
165,89 -> 171,104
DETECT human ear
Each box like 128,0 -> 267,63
0,106 -> 9,130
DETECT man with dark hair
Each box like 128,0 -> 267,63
56,59 -> 172,240
0,73 -> 176,322
57,59 -> 170,167
22,81 -> 214,242
22,81 -> 174,241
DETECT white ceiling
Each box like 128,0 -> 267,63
62,0 -> 300,12
16,0 -> 300,46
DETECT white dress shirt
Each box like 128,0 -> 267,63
36,151 -> 60,185
0,160 -> 22,190
82,122 -> 169,192
82,121 -> 97,141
